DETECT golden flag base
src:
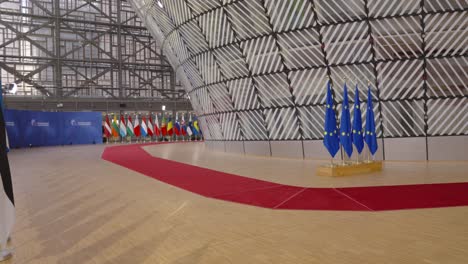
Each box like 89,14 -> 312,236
316,160 -> 383,177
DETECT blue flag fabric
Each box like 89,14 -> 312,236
352,84 -> 364,154
365,86 -> 378,155
323,80 -> 340,157
340,83 -> 353,157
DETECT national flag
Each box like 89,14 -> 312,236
174,114 -> 181,136
352,84 -> 364,154
340,83 -> 353,158
111,115 -> 119,137
365,86 -> 378,155
181,115 -> 187,136
127,115 -> 135,137
167,117 -> 173,136
133,115 -> 141,137
154,115 -> 161,137
104,115 -> 112,138
141,116 -> 148,137
186,115 -> 193,136
187,122 -> 193,136
323,80 -> 340,157
119,115 -> 127,138
161,116 -> 167,136
189,120 -> 198,136
0,87 -> 15,248
186,123 -> 193,136
194,120 -> 200,133
147,115 -> 154,137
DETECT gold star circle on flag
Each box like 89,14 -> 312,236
356,105 -> 359,109
324,131 -> 327,135
353,129 -> 356,133
341,132 -> 345,136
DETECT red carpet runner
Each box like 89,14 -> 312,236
102,143 -> 468,211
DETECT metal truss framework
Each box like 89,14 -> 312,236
129,0 -> 466,147
0,0 -> 191,112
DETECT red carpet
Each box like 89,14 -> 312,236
102,143 -> 468,211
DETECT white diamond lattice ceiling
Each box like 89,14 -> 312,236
128,0 -> 467,146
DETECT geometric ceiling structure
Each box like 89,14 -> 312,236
0,0 -> 190,112
128,0 -> 467,159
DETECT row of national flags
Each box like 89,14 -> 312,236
104,114 -> 200,139
323,80 -> 378,159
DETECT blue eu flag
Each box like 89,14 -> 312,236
323,80 -> 340,157
352,84 -> 364,154
365,86 -> 378,155
340,83 -> 353,158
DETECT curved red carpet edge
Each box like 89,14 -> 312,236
101,142 -> 468,211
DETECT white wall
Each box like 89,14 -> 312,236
205,136 -> 467,161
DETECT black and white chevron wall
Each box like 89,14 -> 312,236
129,0 -> 467,159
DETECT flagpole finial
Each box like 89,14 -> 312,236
367,79 -> 371,86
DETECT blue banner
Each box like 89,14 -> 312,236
4,109 -> 102,148
62,112 -> 103,145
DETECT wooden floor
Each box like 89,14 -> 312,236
4,143 -> 468,264
144,143 -> 468,187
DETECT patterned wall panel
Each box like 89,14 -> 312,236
129,0 -> 467,147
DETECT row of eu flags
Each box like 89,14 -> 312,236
323,80 -> 378,159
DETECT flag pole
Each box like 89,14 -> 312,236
341,145 -> 345,166
342,77 -> 347,166
355,82 -> 359,164
105,116 -> 108,144
367,145 -> 370,163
